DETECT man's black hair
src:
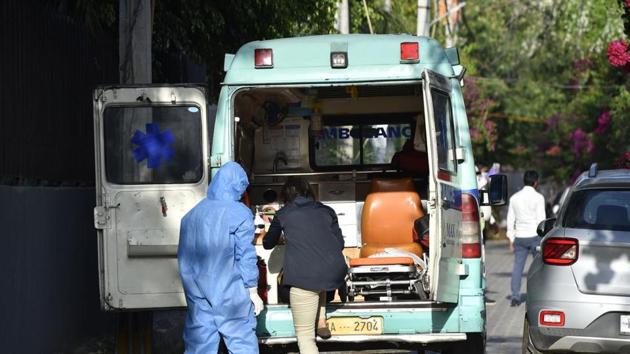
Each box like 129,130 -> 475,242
523,170 -> 539,186
281,176 -> 315,203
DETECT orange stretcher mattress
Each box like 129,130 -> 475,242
349,257 -> 415,267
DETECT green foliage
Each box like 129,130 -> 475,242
151,0 -> 338,97
349,0 -> 417,35
49,0 -> 116,33
458,0 -> 629,182
53,0 -> 338,99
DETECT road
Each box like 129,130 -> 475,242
485,240 -> 531,354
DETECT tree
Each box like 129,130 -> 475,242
52,0 -> 339,99
458,0 -> 628,182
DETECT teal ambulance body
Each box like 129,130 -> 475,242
94,34 -> 506,353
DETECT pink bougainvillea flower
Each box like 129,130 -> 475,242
546,113 -> 561,128
469,127 -> 481,141
607,40 -> 630,67
570,167 -> 584,183
483,119 -> 498,152
626,0 -> 630,8
573,58 -> 593,72
569,128 -> 591,155
614,151 -> 630,169
594,111 -> 611,134
586,140 -> 595,154
546,145 -> 561,156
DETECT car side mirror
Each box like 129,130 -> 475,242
480,174 -> 508,206
537,218 -> 556,237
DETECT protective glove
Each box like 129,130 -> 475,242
249,287 -> 264,316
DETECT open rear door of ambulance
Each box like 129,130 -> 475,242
93,85 -> 209,310
422,70 -> 462,303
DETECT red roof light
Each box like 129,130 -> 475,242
401,42 -> 419,62
255,48 -> 273,68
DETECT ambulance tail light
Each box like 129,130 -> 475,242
461,193 -> 481,258
400,42 -> 419,63
543,238 -> 578,265
255,48 -> 273,68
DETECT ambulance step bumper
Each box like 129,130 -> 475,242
259,332 -> 467,345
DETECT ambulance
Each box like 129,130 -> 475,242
93,34 -> 507,353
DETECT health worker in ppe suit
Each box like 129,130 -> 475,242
178,162 -> 264,354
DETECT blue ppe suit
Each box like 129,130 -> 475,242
178,162 -> 259,354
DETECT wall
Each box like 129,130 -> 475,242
0,0 -> 118,184
0,186 -> 113,353
0,1 -> 118,352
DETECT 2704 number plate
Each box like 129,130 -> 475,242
327,317 -> 383,335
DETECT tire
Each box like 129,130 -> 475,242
522,316 -> 543,354
444,333 -> 485,354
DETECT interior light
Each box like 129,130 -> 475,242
255,48 -> 273,68
331,52 -> 348,68
400,42 -> 419,63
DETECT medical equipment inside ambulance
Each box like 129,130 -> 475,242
234,85 -> 432,303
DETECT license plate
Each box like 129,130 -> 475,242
327,317 -> 383,335
621,315 -> 630,335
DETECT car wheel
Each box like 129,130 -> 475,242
444,333 -> 485,354
522,316 -> 543,354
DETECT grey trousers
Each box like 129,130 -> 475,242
511,237 -> 540,301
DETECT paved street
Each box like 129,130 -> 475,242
485,240 -> 531,354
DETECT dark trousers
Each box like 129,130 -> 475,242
511,237 -> 540,301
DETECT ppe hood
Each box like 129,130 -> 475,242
207,162 -> 249,201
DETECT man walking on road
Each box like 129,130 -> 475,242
507,170 -> 546,307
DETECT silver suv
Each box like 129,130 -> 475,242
523,166 -> 630,353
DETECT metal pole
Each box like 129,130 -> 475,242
443,0 -> 453,47
384,0 -> 392,13
119,0 -> 152,84
337,0 -> 350,34
417,0 -> 431,37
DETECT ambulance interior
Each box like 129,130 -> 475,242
233,84 -> 434,305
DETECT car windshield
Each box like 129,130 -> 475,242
563,189 -> 630,231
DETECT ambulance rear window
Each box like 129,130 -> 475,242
311,114 -> 412,169
103,105 -> 203,184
